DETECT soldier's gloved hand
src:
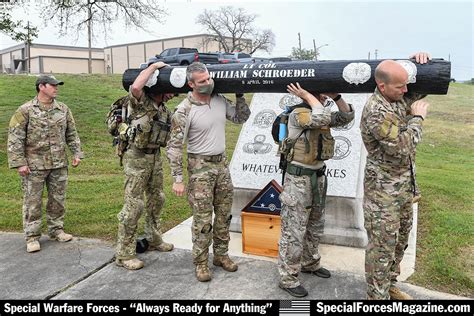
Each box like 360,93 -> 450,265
236,93 -> 244,98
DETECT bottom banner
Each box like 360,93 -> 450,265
1,300 -> 472,316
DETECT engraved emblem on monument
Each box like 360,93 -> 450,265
342,63 -> 371,85
243,135 -> 273,154
169,68 -> 187,88
333,136 -> 352,160
253,110 -> 276,128
396,60 -> 417,83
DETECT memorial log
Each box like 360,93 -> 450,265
122,59 -> 451,95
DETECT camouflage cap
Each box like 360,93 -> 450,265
35,75 -> 64,86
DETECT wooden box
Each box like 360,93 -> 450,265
241,211 -> 281,258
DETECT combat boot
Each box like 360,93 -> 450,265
213,255 -> 238,272
279,284 -> 308,298
26,240 -> 41,253
389,286 -> 413,300
148,241 -> 174,252
195,263 -> 212,282
50,230 -> 73,242
116,258 -> 144,270
301,266 -> 331,278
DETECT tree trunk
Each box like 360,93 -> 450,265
122,59 -> 451,95
87,2 -> 92,74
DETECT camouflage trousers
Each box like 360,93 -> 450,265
278,170 -> 327,288
116,148 -> 166,260
187,155 -> 233,265
363,167 -> 414,300
20,167 -> 68,242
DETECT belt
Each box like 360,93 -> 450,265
286,163 -> 326,177
188,153 -> 223,162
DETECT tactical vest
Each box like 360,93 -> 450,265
131,104 -> 172,149
283,108 -> 335,164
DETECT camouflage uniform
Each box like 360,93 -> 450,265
116,91 -> 172,260
278,102 -> 354,288
360,88 -> 425,299
7,97 -> 83,241
167,92 -> 250,264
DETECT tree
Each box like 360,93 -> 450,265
38,0 -> 167,73
1,7 -> 38,73
196,6 -> 275,54
0,11 -> 38,42
289,47 -> 316,60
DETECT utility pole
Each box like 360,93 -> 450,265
375,49 -> 378,60
313,39 -> 317,60
448,53 -> 450,61
26,21 -> 32,74
298,32 -> 302,50
87,0 -> 92,74
314,42 -> 328,61
368,51 -> 371,60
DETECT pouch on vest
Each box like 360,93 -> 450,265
316,129 -> 335,160
148,112 -> 171,147
131,116 -> 151,149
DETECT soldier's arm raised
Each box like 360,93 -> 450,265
224,94 -> 251,124
324,94 -> 354,128
367,107 -> 424,157
286,83 -> 331,129
130,62 -> 167,100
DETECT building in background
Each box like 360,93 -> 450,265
0,34 -> 252,75
0,43 -> 104,74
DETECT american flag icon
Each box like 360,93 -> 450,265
279,300 -> 310,316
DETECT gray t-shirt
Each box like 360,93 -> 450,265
187,96 -> 227,155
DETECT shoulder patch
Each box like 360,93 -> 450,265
9,111 -> 26,128
379,113 -> 399,139
294,108 -> 312,126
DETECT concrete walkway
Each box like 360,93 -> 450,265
0,221 -> 468,300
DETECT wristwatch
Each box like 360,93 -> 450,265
333,94 -> 342,102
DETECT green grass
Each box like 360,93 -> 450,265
0,75 -> 472,296
407,83 -> 474,297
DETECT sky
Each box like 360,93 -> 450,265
1,0 -> 472,79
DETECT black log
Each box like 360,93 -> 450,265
122,59 -> 451,95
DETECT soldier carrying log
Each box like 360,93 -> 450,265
361,52 -> 431,300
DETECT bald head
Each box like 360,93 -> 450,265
375,60 -> 408,84
375,60 -> 409,102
